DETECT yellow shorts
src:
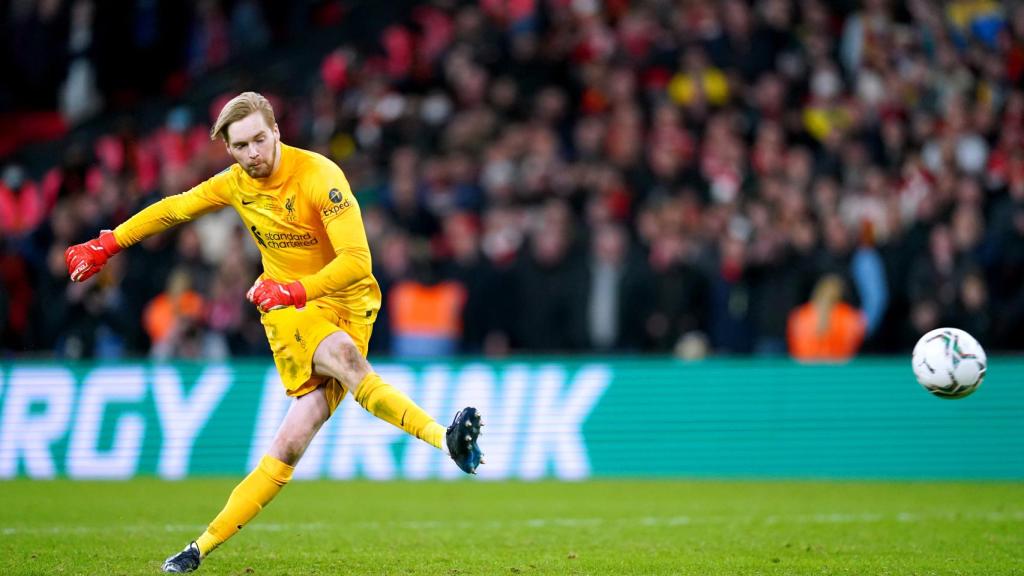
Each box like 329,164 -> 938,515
260,301 -> 373,413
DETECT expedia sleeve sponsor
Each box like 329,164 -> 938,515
263,231 -> 320,248
322,195 -> 352,218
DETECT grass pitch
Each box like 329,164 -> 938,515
0,479 -> 1021,575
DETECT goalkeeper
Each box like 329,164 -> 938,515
64,92 -> 484,573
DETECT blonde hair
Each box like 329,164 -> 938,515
811,274 -> 844,336
210,91 -> 276,142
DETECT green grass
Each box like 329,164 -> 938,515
0,480 -> 1021,575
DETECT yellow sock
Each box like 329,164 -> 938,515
354,372 -> 446,450
195,454 -> 294,557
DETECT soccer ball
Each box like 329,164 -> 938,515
911,328 -> 987,399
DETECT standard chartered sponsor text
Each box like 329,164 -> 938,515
265,232 -> 319,248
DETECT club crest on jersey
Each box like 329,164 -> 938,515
284,195 -> 297,222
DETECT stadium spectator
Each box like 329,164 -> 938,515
708,228 -> 755,354
0,264 -> 8,346
437,211 -> 507,355
907,224 -> 961,318
370,229 -> 412,356
952,267 -> 992,345
787,274 -> 866,362
143,267 -> 207,358
640,199 -> 709,353
850,222 -> 889,338
0,236 -> 33,353
388,269 -> 466,358
513,199 -> 588,351
0,165 -> 46,235
584,222 -> 650,352
990,200 -> 1024,348
57,257 -> 127,359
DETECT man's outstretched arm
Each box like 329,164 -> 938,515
65,176 -> 230,282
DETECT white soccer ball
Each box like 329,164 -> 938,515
911,327 -> 987,399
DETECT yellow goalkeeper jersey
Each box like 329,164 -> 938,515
112,143 -> 380,324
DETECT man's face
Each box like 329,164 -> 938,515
225,112 -> 279,178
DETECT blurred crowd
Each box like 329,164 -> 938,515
3,0 -> 1024,360
0,0 -> 331,156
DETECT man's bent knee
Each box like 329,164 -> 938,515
312,331 -> 371,392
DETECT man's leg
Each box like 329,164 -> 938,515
162,387 -> 331,572
313,330 -> 448,448
311,330 -> 483,473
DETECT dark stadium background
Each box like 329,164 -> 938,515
2,0 -> 1023,360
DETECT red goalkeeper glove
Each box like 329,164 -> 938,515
246,278 -> 307,313
65,230 -> 121,282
